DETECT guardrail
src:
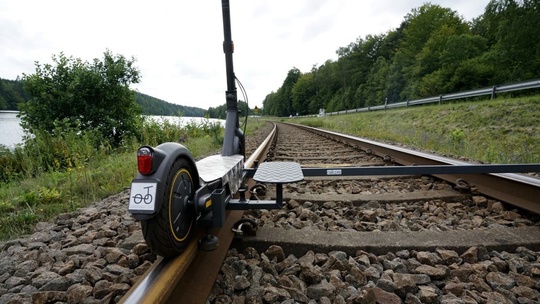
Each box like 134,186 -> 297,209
300,78 -> 540,117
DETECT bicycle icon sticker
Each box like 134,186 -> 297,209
129,181 -> 157,211
132,185 -> 154,204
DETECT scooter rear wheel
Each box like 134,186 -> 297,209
141,157 -> 197,257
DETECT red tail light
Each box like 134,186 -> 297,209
137,147 -> 153,175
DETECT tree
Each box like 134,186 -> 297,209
262,2 -> 539,114
362,56 -> 390,106
206,100 -> 251,119
314,60 -> 341,111
475,0 -> 540,81
135,92 -> 205,117
262,68 -> 301,116
280,68 -> 302,116
386,51 -> 408,102
0,78 -> 28,110
0,94 -> 6,109
20,50 -> 142,146
398,4 -> 468,99
291,72 -> 314,115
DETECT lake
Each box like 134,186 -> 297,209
0,111 -> 224,148
0,111 -> 25,148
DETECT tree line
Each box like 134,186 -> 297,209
0,77 -> 29,111
135,93 -> 205,117
0,78 -> 205,117
206,100 -> 258,119
263,0 -> 540,117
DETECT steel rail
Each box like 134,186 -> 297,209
119,123 -> 277,304
294,123 -> 540,213
167,123 -> 277,303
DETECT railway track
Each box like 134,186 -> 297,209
122,121 -> 540,303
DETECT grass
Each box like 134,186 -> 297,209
0,152 -> 135,239
243,117 -> 269,137
293,95 -> 540,164
0,116 -> 252,240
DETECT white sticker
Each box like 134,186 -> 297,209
326,169 -> 342,176
129,182 -> 157,212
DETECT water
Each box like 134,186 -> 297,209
145,115 -> 225,128
0,112 -> 224,148
0,111 -> 25,148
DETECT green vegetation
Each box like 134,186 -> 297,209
19,51 -> 142,147
0,117 -> 226,240
263,0 -> 540,117
207,100 -> 259,119
0,76 -> 206,117
294,96 -> 540,164
0,78 -> 29,110
242,117 -> 268,138
135,92 -> 205,117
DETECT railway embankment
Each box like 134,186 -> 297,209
293,95 -> 540,166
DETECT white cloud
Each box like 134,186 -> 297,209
0,0 -> 488,110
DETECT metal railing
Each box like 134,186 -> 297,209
299,78 -> 540,117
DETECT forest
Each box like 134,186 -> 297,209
262,0 -> 540,116
206,100 -> 258,119
135,92 -> 205,117
0,78 -> 205,117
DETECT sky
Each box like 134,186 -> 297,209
0,0 -> 489,110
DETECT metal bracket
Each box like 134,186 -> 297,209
232,218 -> 258,238
228,161 -> 304,210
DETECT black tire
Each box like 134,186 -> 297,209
141,157 -> 197,257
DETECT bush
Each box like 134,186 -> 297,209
19,51 -> 142,147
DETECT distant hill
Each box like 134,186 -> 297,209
134,92 -> 205,117
0,78 -> 205,116
0,78 -> 29,110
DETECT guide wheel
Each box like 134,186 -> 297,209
141,157 -> 197,258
